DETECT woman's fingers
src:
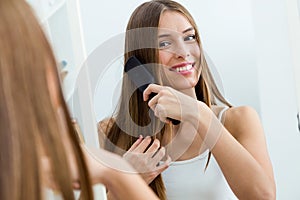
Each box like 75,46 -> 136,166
144,84 -> 179,122
72,181 -> 81,190
145,139 -> 160,154
151,147 -> 166,166
134,136 -> 152,153
127,135 -> 143,152
147,92 -> 160,109
143,84 -> 164,101
123,137 -> 170,174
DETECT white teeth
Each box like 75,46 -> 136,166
175,65 -> 193,72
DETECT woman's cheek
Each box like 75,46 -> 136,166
159,51 -> 172,66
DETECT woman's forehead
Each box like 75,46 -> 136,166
158,11 -> 193,33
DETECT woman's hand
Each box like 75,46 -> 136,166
144,84 -> 203,126
144,84 -> 224,150
123,135 -> 171,184
41,155 -> 81,190
82,146 -> 160,200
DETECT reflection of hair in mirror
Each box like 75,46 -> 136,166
0,1 -> 94,199
0,1 -> 162,200
99,0 -> 275,200
100,0 -> 231,199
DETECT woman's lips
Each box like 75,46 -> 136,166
170,62 -> 195,75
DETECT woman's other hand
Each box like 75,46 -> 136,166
123,135 -> 171,184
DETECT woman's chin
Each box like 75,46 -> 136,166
171,83 -> 196,91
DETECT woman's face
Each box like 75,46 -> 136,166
158,11 -> 201,90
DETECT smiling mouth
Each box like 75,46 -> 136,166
173,64 -> 193,72
170,63 -> 195,73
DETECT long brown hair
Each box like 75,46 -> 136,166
103,0 -> 231,199
0,0 -> 93,199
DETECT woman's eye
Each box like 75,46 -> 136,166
159,41 -> 171,48
184,34 -> 196,41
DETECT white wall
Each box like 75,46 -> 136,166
252,0 -> 300,198
78,0 -> 300,198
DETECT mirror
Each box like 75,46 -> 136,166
31,0 -> 300,198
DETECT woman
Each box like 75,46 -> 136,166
0,0 -> 159,199
99,0 -> 276,199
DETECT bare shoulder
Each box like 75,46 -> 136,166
97,118 -> 115,148
97,118 -> 115,135
225,106 -> 259,123
223,106 -> 263,139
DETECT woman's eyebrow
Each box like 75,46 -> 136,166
182,27 -> 194,34
158,27 -> 194,38
158,33 -> 171,38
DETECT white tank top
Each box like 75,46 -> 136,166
161,107 -> 238,200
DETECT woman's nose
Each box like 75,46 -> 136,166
174,41 -> 190,59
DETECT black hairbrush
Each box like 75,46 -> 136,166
124,56 -> 180,125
